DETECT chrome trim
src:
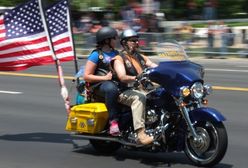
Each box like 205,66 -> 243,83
190,82 -> 204,99
180,105 -> 199,139
204,84 -> 213,95
70,133 -> 145,147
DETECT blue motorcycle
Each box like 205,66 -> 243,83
67,41 -> 228,167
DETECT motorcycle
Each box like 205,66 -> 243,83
66,40 -> 228,167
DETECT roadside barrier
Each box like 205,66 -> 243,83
74,31 -> 248,58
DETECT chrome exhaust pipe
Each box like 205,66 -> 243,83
70,133 -> 144,147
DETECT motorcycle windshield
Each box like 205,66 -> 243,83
149,41 -> 204,96
153,40 -> 188,62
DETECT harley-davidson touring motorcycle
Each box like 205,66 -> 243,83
66,41 -> 228,167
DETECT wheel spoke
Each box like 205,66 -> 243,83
184,121 -> 228,166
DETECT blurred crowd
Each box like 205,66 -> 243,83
187,0 -> 218,20
72,0 -> 164,34
71,0 -> 247,57
72,0 -> 222,34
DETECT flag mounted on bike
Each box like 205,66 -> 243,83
45,0 -> 75,63
0,0 -> 75,71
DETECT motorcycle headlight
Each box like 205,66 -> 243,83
203,84 -> 213,95
190,82 -> 204,99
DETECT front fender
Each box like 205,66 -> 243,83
189,107 -> 226,123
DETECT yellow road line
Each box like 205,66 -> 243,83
1,72 -> 248,92
0,72 -> 74,80
213,86 -> 248,92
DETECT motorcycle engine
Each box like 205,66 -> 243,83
146,108 -> 159,125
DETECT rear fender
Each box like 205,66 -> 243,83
189,107 -> 226,123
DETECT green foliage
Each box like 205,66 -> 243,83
0,0 -> 247,19
0,0 -> 26,6
217,0 -> 247,18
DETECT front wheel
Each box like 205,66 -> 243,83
90,139 -> 121,154
184,121 -> 228,167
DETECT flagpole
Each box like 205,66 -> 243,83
67,0 -> 79,85
38,0 -> 71,114
37,0 -> 58,65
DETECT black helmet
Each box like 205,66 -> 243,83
120,29 -> 139,43
96,26 -> 118,43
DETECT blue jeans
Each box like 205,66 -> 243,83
97,81 -> 120,121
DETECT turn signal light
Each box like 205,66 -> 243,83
182,87 -> 190,97
202,99 -> 208,105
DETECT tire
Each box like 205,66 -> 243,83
184,121 -> 228,167
90,139 -> 121,154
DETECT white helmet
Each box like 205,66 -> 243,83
120,29 -> 139,45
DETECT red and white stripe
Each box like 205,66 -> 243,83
0,15 -> 6,42
0,15 -> 74,71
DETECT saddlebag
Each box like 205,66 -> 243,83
65,103 -> 109,134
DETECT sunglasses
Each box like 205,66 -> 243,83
128,38 -> 139,42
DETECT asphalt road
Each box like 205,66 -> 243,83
0,58 -> 248,168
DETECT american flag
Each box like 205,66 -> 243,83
0,0 -> 74,71
45,0 -> 74,62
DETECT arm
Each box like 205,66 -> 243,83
144,56 -> 158,68
113,59 -> 136,83
83,60 -> 112,83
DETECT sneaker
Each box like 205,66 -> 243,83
109,120 -> 120,136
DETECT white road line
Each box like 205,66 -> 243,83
206,68 -> 248,73
237,66 -> 248,68
0,90 -> 23,94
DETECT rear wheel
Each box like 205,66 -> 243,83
90,139 -> 121,154
184,121 -> 228,167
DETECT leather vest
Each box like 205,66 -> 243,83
120,51 -> 147,76
93,49 -> 118,74
87,49 -> 119,101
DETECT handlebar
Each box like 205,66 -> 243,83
133,68 -> 154,90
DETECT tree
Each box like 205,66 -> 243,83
0,0 -> 247,19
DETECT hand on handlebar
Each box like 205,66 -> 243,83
135,73 -> 144,81
136,68 -> 150,81
134,71 -> 147,88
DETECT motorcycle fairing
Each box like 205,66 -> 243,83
149,60 -> 204,96
189,107 -> 226,123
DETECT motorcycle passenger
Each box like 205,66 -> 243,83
112,29 -> 158,145
83,26 -> 121,136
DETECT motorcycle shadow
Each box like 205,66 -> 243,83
0,132 -> 81,144
73,144 -> 233,168
0,133 -> 232,168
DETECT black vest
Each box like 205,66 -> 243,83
120,51 -> 147,76
86,49 -> 119,101
92,49 -> 118,76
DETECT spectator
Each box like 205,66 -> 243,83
206,21 -> 216,57
132,18 -> 142,32
89,20 -> 102,33
226,28 -> 235,46
138,14 -> 149,32
147,14 -> 159,32
217,21 -> 229,56
203,0 -> 218,20
179,22 -> 194,45
187,0 -> 198,20
120,5 -> 136,27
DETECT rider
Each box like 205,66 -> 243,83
112,29 -> 157,145
83,26 -> 120,135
